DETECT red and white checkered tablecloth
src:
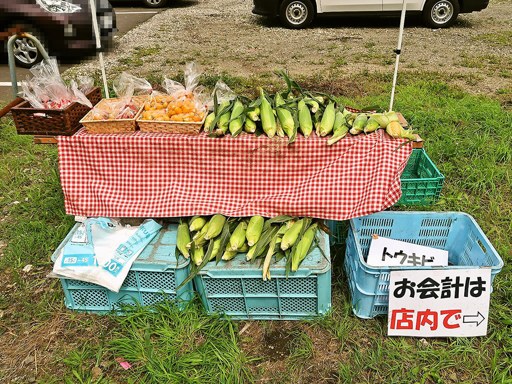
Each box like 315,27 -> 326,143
57,128 -> 412,220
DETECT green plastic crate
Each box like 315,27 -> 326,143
397,149 -> 444,206
194,231 -> 331,320
51,223 -> 194,314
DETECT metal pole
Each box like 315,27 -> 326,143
7,33 -> 50,98
389,0 -> 407,111
89,0 -> 110,99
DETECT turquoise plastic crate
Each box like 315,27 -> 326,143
345,212 -> 504,319
194,231 -> 331,320
51,223 -> 194,314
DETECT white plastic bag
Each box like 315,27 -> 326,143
53,218 -> 162,292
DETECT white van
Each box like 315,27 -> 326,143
252,0 -> 489,29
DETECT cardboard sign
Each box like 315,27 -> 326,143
388,268 -> 491,337
367,236 -> 448,267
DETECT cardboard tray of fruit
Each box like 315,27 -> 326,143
80,96 -> 146,134
136,93 -> 207,134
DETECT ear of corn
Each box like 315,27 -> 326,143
385,111 -> 400,123
176,222 -> 191,258
216,101 -> 232,135
229,221 -> 248,251
298,99 -> 313,138
370,113 -> 390,128
204,112 -> 215,132
305,98 -> 319,113
364,118 -> 380,133
204,214 -> 226,240
259,88 -> 276,138
291,223 -> 318,271
238,242 -> 249,252
246,215 -> 265,246
350,114 -> 368,135
327,125 -> 349,145
244,118 -> 257,133
276,119 -> 285,137
221,244 -> 238,261
192,245 -> 205,266
189,216 -> 207,232
229,99 -> 245,137
246,106 -> 260,122
319,102 -> 336,137
386,121 -> 416,140
332,110 -> 345,132
209,237 -> 222,261
281,219 -> 304,251
275,93 -> 296,142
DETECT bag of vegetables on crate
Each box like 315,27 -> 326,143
137,62 -> 208,134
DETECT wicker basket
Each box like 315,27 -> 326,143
11,87 -> 102,136
137,107 -> 207,134
80,97 -> 146,134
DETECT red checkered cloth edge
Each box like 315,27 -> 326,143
57,128 -> 412,220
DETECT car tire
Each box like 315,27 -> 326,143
422,0 -> 460,28
142,0 -> 168,8
10,25 -> 45,68
279,0 -> 315,29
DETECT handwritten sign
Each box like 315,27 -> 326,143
367,236 -> 448,267
388,269 -> 491,337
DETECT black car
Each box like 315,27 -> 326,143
1,0 -> 116,67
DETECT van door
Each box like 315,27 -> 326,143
320,0 -> 383,13
383,0 -> 424,12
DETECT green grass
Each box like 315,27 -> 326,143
1,72 -> 511,383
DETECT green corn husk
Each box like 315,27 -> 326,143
204,112 -> 216,132
349,114 -> 368,135
204,214 -> 226,240
189,216 -> 207,232
216,101 -> 231,134
385,111 -> 400,123
246,216 -> 265,246
327,125 -> 349,145
275,93 -> 295,141
319,102 -> 336,137
305,98 -> 319,113
176,222 -> 191,258
298,99 -> 313,138
281,219 -> 304,251
244,117 -> 257,133
209,238 -> 222,261
364,117 -> 381,133
333,111 -> 345,132
370,113 -> 390,129
291,223 -> 318,272
276,119 -> 285,137
228,221 -> 248,251
259,88 -> 276,138
192,246 -> 204,266
246,106 -> 260,121
229,99 -> 245,137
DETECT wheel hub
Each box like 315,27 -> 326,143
431,1 -> 453,24
286,2 -> 308,25
13,38 -> 39,65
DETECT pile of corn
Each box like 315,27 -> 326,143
203,72 -> 415,144
176,215 -> 321,280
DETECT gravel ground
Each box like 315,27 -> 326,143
69,0 -> 512,97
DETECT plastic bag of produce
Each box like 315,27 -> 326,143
206,80 -> 236,111
113,72 -> 154,98
19,57 -> 93,109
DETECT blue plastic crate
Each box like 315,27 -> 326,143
51,223 -> 194,314
345,212 -> 504,319
194,231 -> 331,320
